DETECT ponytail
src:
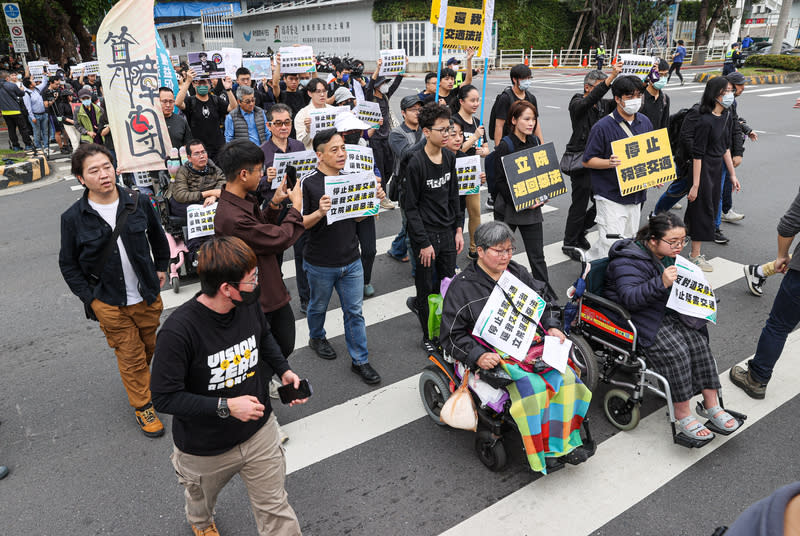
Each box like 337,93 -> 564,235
635,212 -> 686,242
453,84 -> 478,114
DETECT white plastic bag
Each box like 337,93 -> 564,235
440,370 -> 478,431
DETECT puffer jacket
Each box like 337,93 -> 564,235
603,238 -> 671,348
170,160 -> 226,204
440,259 -> 561,369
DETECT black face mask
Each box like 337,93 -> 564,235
231,283 -> 260,307
344,132 -> 361,145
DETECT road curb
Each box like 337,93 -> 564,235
0,155 -> 51,190
694,70 -> 800,84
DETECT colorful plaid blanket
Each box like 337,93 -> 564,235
501,361 -> 592,474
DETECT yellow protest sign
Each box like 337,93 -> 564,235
611,128 -> 676,196
443,6 -> 485,51
430,0 -> 448,27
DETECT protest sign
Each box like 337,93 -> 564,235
46,64 -> 61,75
187,50 -> 226,79
353,101 -> 382,128
324,172 -> 379,224
170,55 -> 180,68
456,155 -> 481,195
472,270 -> 546,360
271,150 -> 318,189
611,128 -> 675,196
619,54 -> 656,79
443,6 -> 485,51
379,49 -> 406,76
309,106 -> 349,137
82,61 -> 100,76
186,202 -> 217,240
242,58 -> 272,79
69,63 -> 84,77
222,47 -> 242,78
501,142 -> 567,210
278,46 -> 315,74
29,60 -> 46,83
344,144 -> 374,175
666,255 -> 717,324
97,0 -> 172,172
155,31 -> 179,93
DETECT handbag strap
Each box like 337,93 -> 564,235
617,118 -> 635,138
87,189 -> 140,285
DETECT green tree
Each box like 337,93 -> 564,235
678,0 -> 737,63
566,0 -> 670,49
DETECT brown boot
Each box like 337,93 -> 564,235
134,402 -> 165,437
191,522 -> 220,536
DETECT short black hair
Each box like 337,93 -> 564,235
197,236 -> 257,297
235,67 -> 251,78
199,52 -> 208,58
657,58 -> 670,72
425,72 -> 437,83
334,62 -> 347,73
611,75 -> 644,98
185,139 -> 206,156
215,139 -> 265,181
312,128 -> 342,152
418,102 -> 451,130
677,40 -> 684,45
439,68 -> 456,80
510,64 -> 532,82
305,77 -> 326,95
267,103 -> 292,121
158,86 -> 174,94
22,76 -> 33,89
71,143 -> 113,178
48,76 -> 59,84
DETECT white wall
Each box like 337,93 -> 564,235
157,23 -> 204,59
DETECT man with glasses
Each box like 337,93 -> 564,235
294,78 -> 332,150
159,86 -> 192,150
234,66 -> 274,111
175,69 -> 236,161
403,103 -> 464,349
271,53 -> 310,139
224,85 -> 271,145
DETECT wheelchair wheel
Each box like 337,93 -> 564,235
603,388 -> 641,431
419,367 -> 451,425
475,430 -> 507,471
568,333 -> 599,392
171,276 -> 180,294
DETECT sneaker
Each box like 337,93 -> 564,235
485,196 -> 495,210
379,197 -> 396,210
299,300 -> 308,316
60,146 -> 71,154
309,337 -> 337,360
690,254 -> 713,272
191,522 -> 220,536
405,296 -> 418,316
743,264 -> 767,297
269,377 -> 282,399
721,209 -> 745,223
363,283 -> 375,297
135,402 -> 165,437
671,202 -> 683,210
729,364 -> 767,399
714,228 -> 730,245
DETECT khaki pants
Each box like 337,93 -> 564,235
91,296 -> 163,408
170,414 -> 301,535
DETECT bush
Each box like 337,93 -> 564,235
745,54 -> 800,71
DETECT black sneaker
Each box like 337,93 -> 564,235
743,264 -> 767,297
713,228 -> 729,245
485,196 -> 495,210
561,244 -> 583,262
405,296 -> 418,316
577,236 -> 591,250
309,337 -> 337,360
351,362 -> 381,384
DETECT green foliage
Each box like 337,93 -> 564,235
677,1 -> 700,21
745,54 -> 800,71
372,0 -> 577,50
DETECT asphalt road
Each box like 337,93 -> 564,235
1,71 -> 800,536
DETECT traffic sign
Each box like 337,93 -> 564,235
10,25 -> 21,36
3,3 -> 19,19
2,3 -> 28,53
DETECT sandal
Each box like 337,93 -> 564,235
696,404 -> 741,433
675,415 -> 715,441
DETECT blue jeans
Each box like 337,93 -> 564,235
303,258 -> 369,365
31,113 -> 48,149
715,167 -> 734,228
750,269 -> 800,383
654,172 -> 690,213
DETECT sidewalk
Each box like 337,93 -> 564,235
0,124 -> 64,191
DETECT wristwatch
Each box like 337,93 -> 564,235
217,398 -> 230,419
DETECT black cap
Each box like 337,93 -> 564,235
400,94 -> 423,110
726,72 -> 746,85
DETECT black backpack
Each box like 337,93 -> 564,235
488,88 -> 536,142
667,107 -> 690,163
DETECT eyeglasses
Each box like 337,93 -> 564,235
660,237 -> 689,249
270,119 -> 292,127
190,150 -> 207,157
430,126 -> 455,135
239,99 -> 255,104
230,268 -> 259,289
487,246 -> 516,257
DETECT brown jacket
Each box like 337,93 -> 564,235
214,185 -> 304,313
171,161 -> 226,204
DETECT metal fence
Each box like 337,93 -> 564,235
498,44 -> 727,69
201,5 -> 235,50
528,49 -> 554,67
498,49 -> 526,69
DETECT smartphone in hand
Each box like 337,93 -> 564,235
285,165 -> 297,190
277,379 -> 312,404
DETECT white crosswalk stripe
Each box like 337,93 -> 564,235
760,89 -> 800,98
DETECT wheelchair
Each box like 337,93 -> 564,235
563,248 -> 746,448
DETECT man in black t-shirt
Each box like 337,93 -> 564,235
301,129 -> 386,385
404,103 -> 464,348
491,64 -> 543,146
175,69 -> 236,161
151,236 -> 305,536
271,54 -> 309,139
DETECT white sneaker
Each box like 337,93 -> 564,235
721,209 -> 745,222
278,424 -> 289,444
690,254 -> 714,272
269,377 -> 281,399
671,202 -> 683,210
380,198 -> 396,210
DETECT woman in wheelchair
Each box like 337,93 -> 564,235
604,212 -> 740,442
440,221 -> 592,473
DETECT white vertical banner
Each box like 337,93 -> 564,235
481,0 -> 495,58
97,0 -> 172,172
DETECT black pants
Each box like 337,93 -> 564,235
563,167 -> 596,246
356,216 -> 377,285
667,62 -> 683,83
412,230 -> 457,337
370,137 -> 394,185
493,212 -> 553,299
293,234 -> 310,304
264,301 -> 296,359
4,113 -> 32,148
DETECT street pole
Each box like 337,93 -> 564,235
770,0 -> 792,54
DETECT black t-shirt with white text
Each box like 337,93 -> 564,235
302,170 -> 360,268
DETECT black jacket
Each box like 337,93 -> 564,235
59,186 -> 170,307
440,260 -> 561,368
565,81 -> 616,153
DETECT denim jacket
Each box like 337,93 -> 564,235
59,185 -> 170,307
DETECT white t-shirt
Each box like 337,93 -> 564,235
88,198 -> 144,306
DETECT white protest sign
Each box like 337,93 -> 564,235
46,64 -> 61,75
666,254 -> 718,324
186,203 -> 217,240
344,144 -> 374,175
82,61 -> 100,76
619,54 -> 655,79
271,150 -> 318,189
278,45 -> 315,74
242,58 -> 272,79
222,48 -> 242,78
353,101 -> 382,128
379,49 -> 406,76
324,172 -> 379,224
309,106 -> 349,137
456,155 -> 481,195
352,81 -> 365,104
132,170 -> 153,187
542,336 -> 572,374
29,60 -> 46,83
188,50 -> 226,79
472,271 -> 547,360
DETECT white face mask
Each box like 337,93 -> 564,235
621,97 -> 641,115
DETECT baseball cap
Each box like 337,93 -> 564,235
726,72 -> 747,85
334,111 -> 371,132
446,57 -> 461,66
333,86 -> 355,104
78,87 -> 93,99
400,94 -> 423,110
